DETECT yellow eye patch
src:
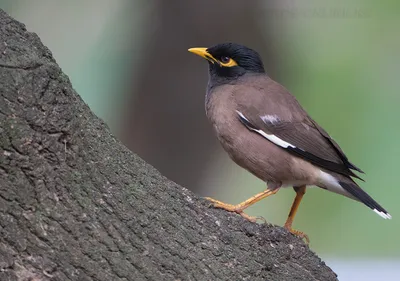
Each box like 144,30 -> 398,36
219,58 -> 238,67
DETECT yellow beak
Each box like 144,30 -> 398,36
188,47 -> 218,64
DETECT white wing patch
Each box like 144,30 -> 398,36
261,114 -> 280,124
236,111 -> 295,149
257,130 -> 295,148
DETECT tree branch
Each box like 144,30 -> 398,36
0,9 -> 337,281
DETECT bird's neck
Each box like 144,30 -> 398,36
205,81 -> 214,111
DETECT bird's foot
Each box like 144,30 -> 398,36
284,223 -> 310,244
204,197 -> 265,223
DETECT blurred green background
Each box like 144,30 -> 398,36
2,0 -> 399,279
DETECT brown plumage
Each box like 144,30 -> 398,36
189,43 -> 391,242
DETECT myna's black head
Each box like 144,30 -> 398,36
189,43 -> 265,83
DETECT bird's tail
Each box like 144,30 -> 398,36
338,179 -> 391,219
318,171 -> 391,219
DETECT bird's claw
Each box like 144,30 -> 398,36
284,226 -> 310,244
239,213 -> 266,223
204,197 -> 265,223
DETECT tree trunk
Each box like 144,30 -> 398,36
0,10 -> 337,281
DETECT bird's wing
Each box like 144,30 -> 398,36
235,105 -> 363,180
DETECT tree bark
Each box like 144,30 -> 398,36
0,9 -> 337,281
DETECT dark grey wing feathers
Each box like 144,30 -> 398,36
236,110 -> 363,180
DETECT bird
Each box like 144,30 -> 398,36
188,43 -> 391,242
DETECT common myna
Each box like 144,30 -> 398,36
188,43 -> 391,242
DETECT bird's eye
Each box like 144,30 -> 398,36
218,56 -> 238,67
220,56 -> 231,63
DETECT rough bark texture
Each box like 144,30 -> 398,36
0,10 -> 337,281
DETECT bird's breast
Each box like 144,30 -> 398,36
205,88 -> 238,145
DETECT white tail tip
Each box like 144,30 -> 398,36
374,209 -> 392,219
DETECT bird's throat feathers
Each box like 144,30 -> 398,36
208,62 -> 246,82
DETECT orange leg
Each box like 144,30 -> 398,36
284,185 -> 309,243
205,188 -> 279,222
